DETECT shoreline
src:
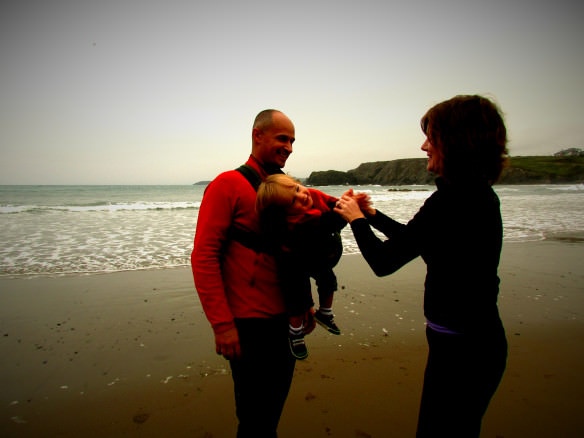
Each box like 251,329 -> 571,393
1,240 -> 583,437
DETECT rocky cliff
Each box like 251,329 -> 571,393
306,156 -> 584,186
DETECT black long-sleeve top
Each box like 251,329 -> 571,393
350,178 -> 504,334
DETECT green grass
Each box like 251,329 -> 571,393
509,156 -> 584,179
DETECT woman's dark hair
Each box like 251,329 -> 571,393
421,95 -> 508,184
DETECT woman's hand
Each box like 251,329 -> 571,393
335,195 -> 366,223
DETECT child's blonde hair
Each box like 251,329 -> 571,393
256,174 -> 299,214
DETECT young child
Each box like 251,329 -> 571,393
256,174 -> 365,359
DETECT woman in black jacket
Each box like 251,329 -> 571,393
335,95 -> 509,438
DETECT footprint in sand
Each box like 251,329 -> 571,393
133,413 -> 150,424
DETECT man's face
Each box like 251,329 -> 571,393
253,113 -> 295,168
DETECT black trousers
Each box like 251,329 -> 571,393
416,325 -> 508,438
230,317 -> 296,438
278,253 -> 340,316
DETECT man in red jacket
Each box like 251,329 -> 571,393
192,109 -> 298,437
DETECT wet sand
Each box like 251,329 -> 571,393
1,240 -> 583,437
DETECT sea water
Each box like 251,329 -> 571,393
1,183 -> 583,277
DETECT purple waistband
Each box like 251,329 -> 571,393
426,319 -> 461,335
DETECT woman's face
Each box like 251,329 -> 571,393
287,184 -> 313,215
421,137 -> 443,175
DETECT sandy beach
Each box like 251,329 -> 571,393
1,240 -> 583,437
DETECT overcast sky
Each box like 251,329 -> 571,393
1,0 -> 583,184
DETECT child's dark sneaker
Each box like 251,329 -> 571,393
289,333 -> 308,360
315,310 -> 341,335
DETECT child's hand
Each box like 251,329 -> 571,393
353,192 -> 376,217
341,188 -> 354,198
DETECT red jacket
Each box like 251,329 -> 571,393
191,156 -> 286,334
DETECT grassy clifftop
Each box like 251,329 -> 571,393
501,156 -> 584,183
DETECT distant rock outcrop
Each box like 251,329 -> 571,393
306,156 -> 584,186
305,170 -> 358,186
554,148 -> 584,157
307,158 -> 432,185
350,159 -> 435,185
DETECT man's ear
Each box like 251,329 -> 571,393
252,127 -> 263,143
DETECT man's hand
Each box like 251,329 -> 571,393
215,327 -> 241,360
